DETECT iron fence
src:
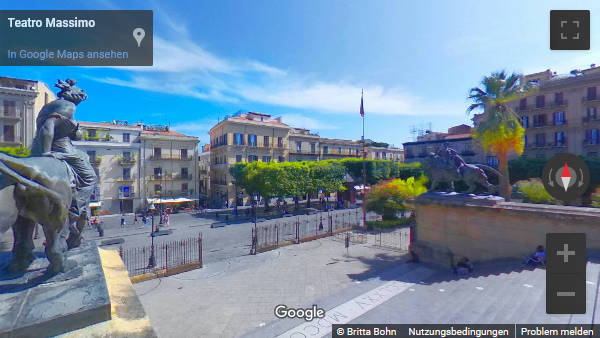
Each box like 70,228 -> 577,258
251,209 -> 362,253
120,233 -> 203,277
332,227 -> 412,251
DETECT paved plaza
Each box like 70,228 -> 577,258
132,234 -> 600,338
133,234 -> 409,338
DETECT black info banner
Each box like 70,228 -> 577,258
332,325 -> 596,338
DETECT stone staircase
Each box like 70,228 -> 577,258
355,257 -> 600,324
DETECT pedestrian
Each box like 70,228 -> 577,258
120,215 -> 125,228
165,213 -> 170,227
525,245 -> 546,267
134,213 -> 138,224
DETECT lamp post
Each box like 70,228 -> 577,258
148,203 -> 156,268
253,191 -> 258,229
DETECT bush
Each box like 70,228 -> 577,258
0,145 -> 30,157
515,178 -> 559,204
365,176 -> 427,220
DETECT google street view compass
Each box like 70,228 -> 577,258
542,153 -> 590,202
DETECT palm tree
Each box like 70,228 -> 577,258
467,71 -> 535,200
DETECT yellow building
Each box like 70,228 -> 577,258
503,67 -> 600,159
207,111 -> 405,207
208,112 -> 290,206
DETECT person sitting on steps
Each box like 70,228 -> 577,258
524,245 -> 546,267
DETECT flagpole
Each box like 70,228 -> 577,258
361,90 -> 367,229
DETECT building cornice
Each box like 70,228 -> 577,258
0,87 -> 38,98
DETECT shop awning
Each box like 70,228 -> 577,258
89,201 -> 102,208
147,197 -> 196,204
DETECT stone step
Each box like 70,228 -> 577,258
444,270 -> 515,323
488,267 -> 543,323
472,269 -> 525,323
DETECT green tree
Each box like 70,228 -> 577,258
467,71 -> 534,200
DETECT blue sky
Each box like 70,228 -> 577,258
3,1 -> 600,147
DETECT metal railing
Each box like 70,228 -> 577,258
251,209 -> 362,253
332,227 -> 412,251
119,234 -> 202,277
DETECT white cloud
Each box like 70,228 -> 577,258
280,114 -> 339,130
88,19 -> 463,118
238,82 -> 464,116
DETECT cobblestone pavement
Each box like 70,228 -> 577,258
133,236 -> 409,338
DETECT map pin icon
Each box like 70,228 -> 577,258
133,28 -> 145,47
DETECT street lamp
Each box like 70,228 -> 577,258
148,202 -> 156,268
253,191 -> 258,229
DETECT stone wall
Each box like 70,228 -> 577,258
411,192 -> 600,267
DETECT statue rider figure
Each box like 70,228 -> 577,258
31,79 -> 98,247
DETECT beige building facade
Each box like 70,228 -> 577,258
506,67 -> 600,159
198,145 -> 210,206
140,125 -> 200,208
208,111 -> 405,207
74,121 -> 199,214
403,124 -> 495,166
74,121 -> 143,214
0,76 -> 55,148
209,112 -> 290,206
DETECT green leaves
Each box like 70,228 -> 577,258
0,145 -> 31,157
229,159 -> 422,201
365,176 -> 428,220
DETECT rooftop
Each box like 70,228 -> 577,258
0,76 -> 38,91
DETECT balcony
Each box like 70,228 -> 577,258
117,176 -> 134,183
117,155 -> 137,166
149,155 -> 194,161
118,192 -> 136,199
582,96 -> 600,104
551,120 -> 568,127
150,174 -> 171,181
83,131 -> 112,142
583,139 -> 600,147
583,116 -> 600,123
90,157 -> 102,167
0,108 -> 22,121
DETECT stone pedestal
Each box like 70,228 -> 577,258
412,192 -> 600,268
0,241 -> 111,337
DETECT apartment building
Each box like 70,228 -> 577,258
207,111 -> 405,207
198,145 -> 210,206
365,146 -> 404,162
506,67 -> 600,159
318,137 -> 363,160
0,76 -> 55,148
74,121 -> 199,214
141,125 -> 200,208
208,112 -> 290,206
288,128 -> 321,161
403,124 -> 495,166
74,121 -> 143,214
